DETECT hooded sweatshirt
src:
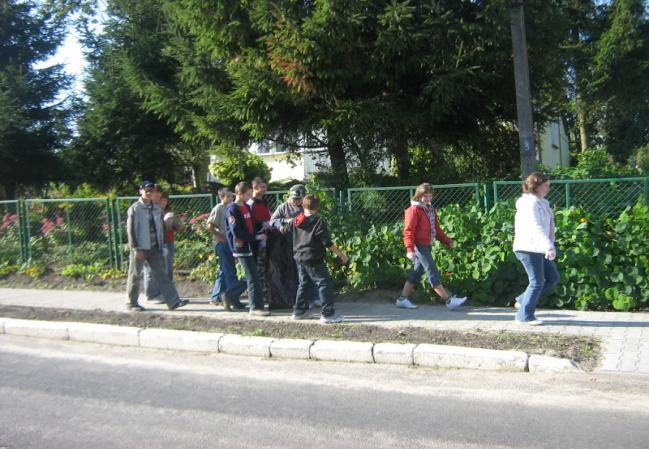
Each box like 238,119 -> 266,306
513,193 -> 555,254
284,212 -> 333,264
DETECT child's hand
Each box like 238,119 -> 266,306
406,252 -> 416,261
256,234 -> 267,241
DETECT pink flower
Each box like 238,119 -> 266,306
41,218 -> 55,236
55,216 -> 65,225
1,213 -> 17,230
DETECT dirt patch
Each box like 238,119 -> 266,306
0,304 -> 601,370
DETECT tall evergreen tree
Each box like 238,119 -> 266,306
0,0 -> 72,198
68,0 -> 184,191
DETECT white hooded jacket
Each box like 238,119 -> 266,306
513,193 -> 555,254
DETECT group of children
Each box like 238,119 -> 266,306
127,174 -> 559,327
206,179 -> 347,322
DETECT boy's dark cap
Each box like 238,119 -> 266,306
139,181 -> 155,189
289,184 -> 306,199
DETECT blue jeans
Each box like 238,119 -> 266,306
515,251 -> 560,321
228,255 -> 264,310
143,243 -> 174,299
211,241 -> 246,301
295,262 -> 335,317
406,244 -> 442,288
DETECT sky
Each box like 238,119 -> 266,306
35,1 -> 107,97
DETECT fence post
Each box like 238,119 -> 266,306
644,177 -> 649,206
64,204 -> 73,260
347,189 -> 352,212
106,198 -> 116,268
23,199 -> 32,262
565,182 -> 572,208
482,184 -> 490,211
492,182 -> 499,205
17,198 -> 28,264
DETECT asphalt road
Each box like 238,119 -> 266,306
1,335 -> 648,449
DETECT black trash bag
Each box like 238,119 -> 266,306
266,230 -> 298,309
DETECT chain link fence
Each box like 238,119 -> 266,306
346,184 -> 481,225
494,177 -> 649,216
2,178 -> 647,274
21,198 -> 114,269
0,200 -> 22,265
113,195 -> 215,272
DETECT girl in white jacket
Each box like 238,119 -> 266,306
512,172 -> 560,325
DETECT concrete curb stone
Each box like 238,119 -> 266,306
67,322 -> 141,346
0,317 -> 585,374
414,344 -> 529,372
4,319 -> 69,340
310,340 -> 374,363
140,329 -> 223,352
373,343 -> 416,365
0,317 -> 11,333
270,338 -> 314,360
218,334 -> 275,357
528,355 -> 579,373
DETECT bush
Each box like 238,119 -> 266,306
327,200 -> 649,311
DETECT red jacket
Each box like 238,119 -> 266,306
403,203 -> 451,251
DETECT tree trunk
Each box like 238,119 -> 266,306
390,138 -> 410,182
575,89 -> 590,152
326,130 -> 349,189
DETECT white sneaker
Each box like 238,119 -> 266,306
446,295 -> 467,310
514,302 -> 521,310
395,297 -> 418,309
320,314 -> 344,324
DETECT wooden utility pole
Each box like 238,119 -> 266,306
509,1 -> 537,178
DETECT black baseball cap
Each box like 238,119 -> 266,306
139,181 -> 155,189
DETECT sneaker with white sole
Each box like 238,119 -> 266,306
320,314 -> 344,324
445,295 -> 467,310
395,297 -> 418,309
514,301 -> 521,309
291,311 -> 308,320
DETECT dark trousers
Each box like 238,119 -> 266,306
295,261 -> 335,317
228,255 -> 265,310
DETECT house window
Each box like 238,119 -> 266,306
258,140 -> 270,154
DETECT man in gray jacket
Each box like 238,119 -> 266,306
125,181 -> 188,311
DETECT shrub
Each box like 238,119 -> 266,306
327,200 -> 649,311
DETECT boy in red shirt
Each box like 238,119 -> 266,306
225,182 -> 270,316
247,177 -> 272,304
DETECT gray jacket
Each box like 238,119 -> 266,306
126,199 -> 164,250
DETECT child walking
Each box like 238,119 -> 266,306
225,182 -> 270,316
282,194 -> 348,323
396,183 -> 467,310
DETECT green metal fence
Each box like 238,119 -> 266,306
2,177 -> 648,273
346,183 -> 481,225
494,177 -> 649,216
0,200 -> 22,265
22,198 -> 115,268
113,194 -> 214,271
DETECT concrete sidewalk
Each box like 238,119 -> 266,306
0,287 -> 647,374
